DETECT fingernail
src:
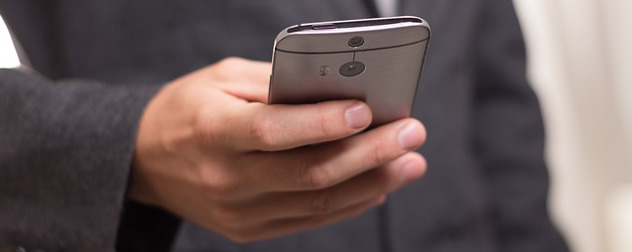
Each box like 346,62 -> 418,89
345,102 -> 371,129
400,162 -> 422,183
398,122 -> 424,150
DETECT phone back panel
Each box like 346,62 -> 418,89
269,17 -> 430,126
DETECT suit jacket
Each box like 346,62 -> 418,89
0,0 -> 570,252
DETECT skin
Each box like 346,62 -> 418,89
130,57 -> 427,243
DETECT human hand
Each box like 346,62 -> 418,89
130,57 -> 427,242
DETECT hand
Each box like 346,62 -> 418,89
130,57 -> 427,242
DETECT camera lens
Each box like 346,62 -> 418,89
348,36 -> 364,47
339,61 -> 365,77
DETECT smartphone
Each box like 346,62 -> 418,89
268,16 -> 431,126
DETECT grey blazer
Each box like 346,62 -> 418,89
0,0 -> 570,252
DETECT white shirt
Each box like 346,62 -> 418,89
374,0 -> 399,17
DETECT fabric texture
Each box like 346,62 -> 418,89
0,0 -> 570,251
0,69 -> 159,251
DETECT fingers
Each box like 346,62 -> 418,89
230,152 -> 426,222
221,100 -> 373,151
249,118 -> 426,191
220,152 -> 423,242
224,195 -> 385,243
272,152 -> 425,218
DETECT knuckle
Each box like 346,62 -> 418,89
201,175 -> 239,200
315,105 -> 334,137
249,117 -> 278,148
218,57 -> 243,67
213,57 -> 244,80
224,56 -> 244,64
309,191 -> 336,214
297,164 -> 331,189
369,139 -> 391,166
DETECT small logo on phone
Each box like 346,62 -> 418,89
319,65 -> 330,76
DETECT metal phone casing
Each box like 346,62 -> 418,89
269,17 -> 431,126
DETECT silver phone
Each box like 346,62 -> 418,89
268,16 -> 431,126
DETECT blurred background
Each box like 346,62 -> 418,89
513,1 -> 632,252
0,1 -> 630,251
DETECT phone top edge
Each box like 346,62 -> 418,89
274,16 -> 431,48
273,16 -> 430,54
288,16 -> 425,33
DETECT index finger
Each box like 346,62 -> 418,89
221,99 -> 373,151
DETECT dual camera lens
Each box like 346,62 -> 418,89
320,37 -> 366,77
338,36 -> 365,77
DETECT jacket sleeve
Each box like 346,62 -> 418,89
0,68 -> 160,252
471,1 -> 570,251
